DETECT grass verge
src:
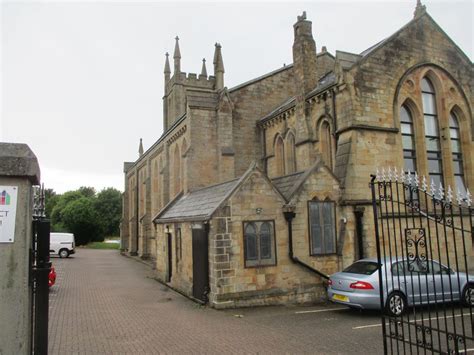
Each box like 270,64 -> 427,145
83,241 -> 120,249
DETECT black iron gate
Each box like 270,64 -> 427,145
31,186 -> 51,354
370,169 -> 473,354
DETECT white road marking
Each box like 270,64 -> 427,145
352,313 -> 468,330
353,323 -> 383,330
295,308 -> 346,314
459,349 -> 474,354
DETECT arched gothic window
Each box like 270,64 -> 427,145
449,112 -> 466,195
275,136 -> 285,176
421,77 -> 443,187
400,105 -> 416,172
320,121 -> 333,168
285,133 -> 296,174
173,145 -> 181,195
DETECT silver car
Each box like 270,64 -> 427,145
327,258 -> 474,316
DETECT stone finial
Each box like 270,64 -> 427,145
321,46 -> 327,53
414,0 -> 426,18
200,58 -> 207,77
164,52 -> 171,75
138,138 -> 144,157
297,11 -> 307,21
173,36 -> 181,74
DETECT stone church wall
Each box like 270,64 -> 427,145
208,170 -> 328,309
230,66 -> 297,175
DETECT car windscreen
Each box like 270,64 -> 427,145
343,261 -> 379,275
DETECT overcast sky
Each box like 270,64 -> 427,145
1,0 -> 472,193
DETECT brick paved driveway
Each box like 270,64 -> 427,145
49,249 -> 383,354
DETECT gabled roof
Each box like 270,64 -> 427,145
154,178 -> 240,223
272,157 -> 340,203
272,171 -> 304,201
348,12 -> 472,70
229,64 -> 293,93
154,162 -> 285,223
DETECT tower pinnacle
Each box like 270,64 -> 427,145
173,36 -> 181,74
138,138 -> 144,157
213,43 -> 225,90
164,52 -> 171,92
201,58 -> 208,78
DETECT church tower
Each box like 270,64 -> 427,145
161,37 -> 227,132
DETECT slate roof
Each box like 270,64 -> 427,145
306,71 -> 337,99
154,178 -> 240,223
259,71 -> 337,125
271,171 -> 304,201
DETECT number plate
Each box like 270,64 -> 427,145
332,294 -> 349,302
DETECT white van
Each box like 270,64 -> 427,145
50,233 -> 76,258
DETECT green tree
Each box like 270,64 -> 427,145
95,188 -> 122,236
44,188 -> 59,219
61,197 -> 104,245
78,186 -> 96,198
51,190 -> 84,231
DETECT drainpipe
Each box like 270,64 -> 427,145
135,177 -> 139,254
354,207 -> 365,260
283,210 -> 329,280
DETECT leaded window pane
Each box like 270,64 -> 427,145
453,160 -> 463,175
400,106 -> 412,123
425,137 -> 440,151
455,176 -> 467,195
449,128 -> 459,139
323,202 -> 335,253
404,158 -> 416,172
401,122 -> 413,134
422,94 -> 436,114
451,139 -> 461,153
309,201 -> 335,255
421,78 -> 434,93
430,175 -> 442,188
309,202 -> 322,254
428,159 -> 442,174
259,222 -> 272,259
424,115 -> 438,136
402,136 -> 414,150
449,115 -> 459,128
244,223 -> 257,260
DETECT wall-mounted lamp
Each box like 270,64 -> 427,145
256,207 -> 262,215
341,217 -> 347,224
165,225 -> 170,233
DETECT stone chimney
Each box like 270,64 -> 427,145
292,11 -> 317,94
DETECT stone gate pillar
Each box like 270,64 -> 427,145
0,143 -> 40,354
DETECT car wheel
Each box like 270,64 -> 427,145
386,292 -> 406,317
59,249 -> 69,258
462,284 -> 474,307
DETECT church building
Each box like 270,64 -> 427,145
121,3 -> 473,308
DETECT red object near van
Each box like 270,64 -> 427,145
49,265 -> 57,287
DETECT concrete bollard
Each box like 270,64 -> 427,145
0,143 -> 40,355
